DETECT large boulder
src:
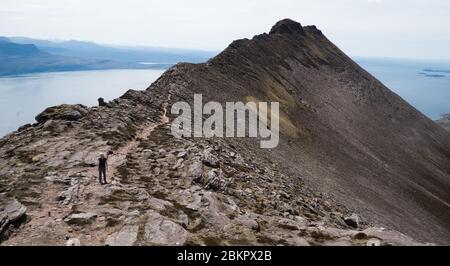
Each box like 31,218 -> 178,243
1,197 -> 27,223
143,210 -> 188,246
98,97 -> 107,107
65,238 -> 81,246
35,104 -> 89,123
269,18 -> 305,35
64,212 -> 97,225
0,212 -> 9,235
344,213 -> 360,228
0,195 -> 27,237
105,225 -> 139,246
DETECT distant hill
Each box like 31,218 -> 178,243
0,37 -> 210,76
0,52 -> 167,76
0,37 -> 46,56
9,37 -> 216,64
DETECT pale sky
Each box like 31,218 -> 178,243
1,0 -> 449,60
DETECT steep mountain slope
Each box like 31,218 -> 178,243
0,19 -> 449,245
156,19 -> 450,243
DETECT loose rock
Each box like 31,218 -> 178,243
344,213 -> 359,228
105,225 -> 139,246
64,212 -> 97,225
143,210 -> 188,246
65,238 -> 81,246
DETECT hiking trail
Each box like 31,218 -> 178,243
2,93 -> 173,245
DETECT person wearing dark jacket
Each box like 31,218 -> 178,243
98,153 -> 108,184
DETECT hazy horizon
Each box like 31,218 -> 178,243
1,0 -> 450,61
3,35 -> 219,54
4,35 -> 450,64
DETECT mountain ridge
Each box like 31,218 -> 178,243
0,37 -> 46,56
146,19 -> 450,243
1,19 -> 449,245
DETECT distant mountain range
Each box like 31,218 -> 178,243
0,37 -> 216,76
0,37 -> 46,56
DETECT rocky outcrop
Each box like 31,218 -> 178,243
344,214 -> 359,228
270,18 -> 305,35
64,212 -> 97,225
65,238 -> 81,246
105,225 -> 139,246
98,97 -> 107,107
35,104 -> 89,123
143,210 -> 188,246
0,195 -> 26,238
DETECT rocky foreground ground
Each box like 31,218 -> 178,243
0,87 -> 426,246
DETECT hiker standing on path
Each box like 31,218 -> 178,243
98,153 -> 109,185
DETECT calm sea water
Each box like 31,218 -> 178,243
356,58 -> 450,120
0,69 -> 165,136
0,59 -> 449,137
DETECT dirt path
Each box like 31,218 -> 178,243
2,93 -> 173,246
89,93 -> 172,183
72,92 -> 173,244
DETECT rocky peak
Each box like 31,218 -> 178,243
269,18 -> 305,35
303,25 -> 323,35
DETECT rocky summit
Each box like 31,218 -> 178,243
0,19 -> 449,246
